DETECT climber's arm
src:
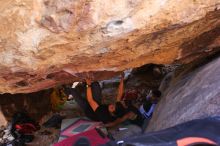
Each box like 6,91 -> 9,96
116,73 -> 124,102
105,112 -> 134,128
86,78 -> 99,111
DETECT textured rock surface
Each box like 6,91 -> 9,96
146,56 -> 220,132
0,90 -> 51,125
0,108 -> 7,126
0,0 -> 220,93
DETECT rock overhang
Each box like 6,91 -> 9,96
0,0 -> 219,93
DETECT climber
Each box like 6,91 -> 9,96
64,72 -> 162,129
64,73 -> 134,127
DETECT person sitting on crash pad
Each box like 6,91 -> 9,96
64,73 -> 134,127
113,89 -> 162,128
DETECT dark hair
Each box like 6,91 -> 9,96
63,87 -> 72,96
152,90 -> 161,98
114,102 -> 127,117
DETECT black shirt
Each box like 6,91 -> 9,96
95,105 -> 116,124
115,101 -> 144,127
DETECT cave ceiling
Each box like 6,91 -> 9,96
0,0 -> 220,93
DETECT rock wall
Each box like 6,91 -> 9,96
0,89 -> 51,126
146,55 -> 220,132
0,109 -> 7,127
0,0 -> 220,93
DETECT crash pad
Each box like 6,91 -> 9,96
104,116 -> 220,146
57,117 -> 102,142
54,128 -> 109,146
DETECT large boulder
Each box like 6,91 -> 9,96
146,55 -> 220,132
0,0 -> 220,93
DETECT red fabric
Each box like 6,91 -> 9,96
15,123 -> 37,134
60,119 -> 101,137
122,90 -> 139,100
54,129 -> 109,146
